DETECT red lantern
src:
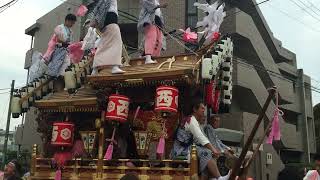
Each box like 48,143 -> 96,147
155,86 -> 179,113
213,89 -> 221,113
206,81 -> 216,107
106,94 -> 130,122
51,122 -> 75,146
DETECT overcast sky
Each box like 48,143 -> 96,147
0,0 -> 319,130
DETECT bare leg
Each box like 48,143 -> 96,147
207,159 -> 221,178
200,175 -> 209,180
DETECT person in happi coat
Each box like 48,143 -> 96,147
89,0 -> 125,74
45,14 -> 77,77
171,99 -> 230,180
204,115 -> 235,158
304,154 -> 320,180
137,0 -> 167,64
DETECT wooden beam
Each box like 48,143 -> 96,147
31,144 -> 37,176
229,87 -> 276,180
239,113 -> 275,179
35,97 -> 97,107
96,111 -> 105,179
19,78 -> 53,105
190,145 -> 198,177
88,69 -> 194,82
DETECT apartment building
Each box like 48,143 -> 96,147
21,0 -> 315,179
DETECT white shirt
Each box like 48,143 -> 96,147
108,0 -> 118,14
154,0 -> 161,17
184,116 -> 210,146
304,170 -> 320,180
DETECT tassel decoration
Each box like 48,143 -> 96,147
54,169 -> 62,180
267,91 -> 283,144
104,127 -> 116,160
156,136 -> 165,156
156,121 -> 167,156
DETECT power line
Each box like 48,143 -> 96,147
307,0 -> 320,14
295,0 -> 320,17
289,0 -> 320,22
0,0 -> 16,9
0,0 -> 19,14
225,0 -> 272,19
266,3 -> 320,32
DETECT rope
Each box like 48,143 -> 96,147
156,56 -> 176,70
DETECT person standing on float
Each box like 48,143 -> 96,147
90,0 -> 125,74
138,0 -> 167,64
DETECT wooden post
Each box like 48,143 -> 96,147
2,80 -> 15,167
190,145 -> 198,178
31,144 -> 37,176
96,111 -> 105,179
239,114 -> 275,179
229,87 -> 276,180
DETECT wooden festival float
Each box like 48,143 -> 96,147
11,35 -> 279,179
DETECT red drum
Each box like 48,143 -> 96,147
51,122 -> 75,146
155,86 -> 179,113
106,94 -> 130,122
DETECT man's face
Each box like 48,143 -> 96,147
65,20 -> 76,28
212,117 -> 220,129
194,103 -> 205,123
4,162 -> 15,176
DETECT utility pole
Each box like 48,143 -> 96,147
2,80 -> 15,167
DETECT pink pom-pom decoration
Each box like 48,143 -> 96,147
76,5 -> 88,17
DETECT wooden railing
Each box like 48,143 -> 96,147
30,144 -> 198,180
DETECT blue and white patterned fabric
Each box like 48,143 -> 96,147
137,0 -> 164,32
204,125 -> 230,153
47,47 -> 68,77
171,127 -> 213,174
91,0 -> 117,30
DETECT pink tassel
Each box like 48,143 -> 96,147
104,128 -> 116,160
156,136 -> 165,155
273,110 -> 281,141
55,170 -> 61,180
104,143 -> 114,160
76,5 -> 88,17
267,92 -> 282,144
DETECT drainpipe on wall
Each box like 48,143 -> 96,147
298,69 -> 311,163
